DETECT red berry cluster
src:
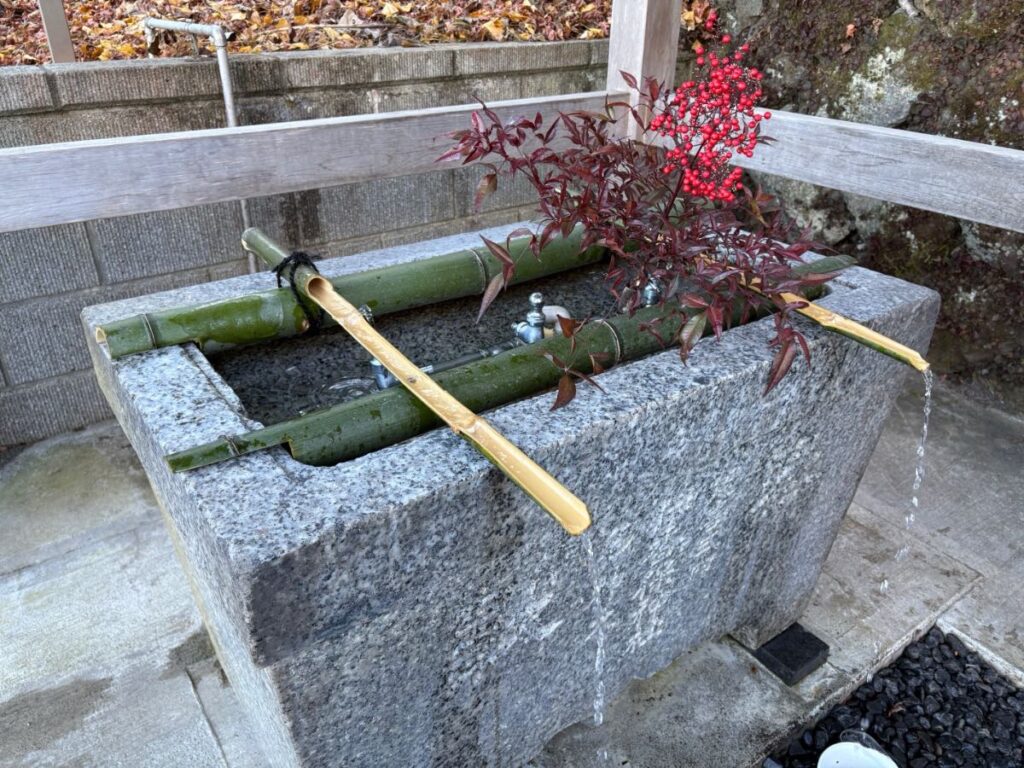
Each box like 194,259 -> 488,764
650,35 -> 771,203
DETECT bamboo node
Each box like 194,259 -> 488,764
594,319 -> 624,364
140,313 -> 157,346
469,247 -> 491,290
221,434 -> 242,457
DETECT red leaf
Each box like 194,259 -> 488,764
436,146 -> 465,164
480,236 -> 516,283
477,273 -> 505,322
506,227 -> 534,241
646,75 -> 660,103
680,293 -> 709,309
473,172 -> 497,211
556,314 -> 578,339
795,332 -> 811,364
764,340 -> 799,394
551,374 -> 577,411
619,70 -> 638,90
678,311 -> 708,360
572,369 -> 606,393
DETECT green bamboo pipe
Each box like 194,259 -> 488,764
166,253 -> 855,473
165,255 -> 856,472
95,227 -> 605,358
166,302 -> 694,472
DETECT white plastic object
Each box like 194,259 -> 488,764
817,743 -> 899,768
543,306 -> 572,331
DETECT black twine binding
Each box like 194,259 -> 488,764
273,250 -> 326,333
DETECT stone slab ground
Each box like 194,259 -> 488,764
0,380 -> 1020,767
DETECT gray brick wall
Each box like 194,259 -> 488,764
0,41 -> 609,446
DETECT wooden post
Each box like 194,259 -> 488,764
606,0 -> 682,138
38,0 -> 75,63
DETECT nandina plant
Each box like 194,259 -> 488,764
441,31 -> 834,399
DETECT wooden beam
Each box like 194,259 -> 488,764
38,0 -> 75,63
0,92 -> 615,234
651,109 -> 1024,234
606,0 -> 683,138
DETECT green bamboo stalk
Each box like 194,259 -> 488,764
165,255 -> 855,472
96,227 -> 605,358
166,302 -> 687,472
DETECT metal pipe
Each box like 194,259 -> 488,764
143,18 -> 256,273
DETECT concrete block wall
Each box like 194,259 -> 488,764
0,41 -> 609,445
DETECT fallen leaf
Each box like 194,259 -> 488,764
482,18 -> 505,41
339,9 -> 362,26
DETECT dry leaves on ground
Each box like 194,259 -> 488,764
0,1 -> 720,67
0,1 -> 617,66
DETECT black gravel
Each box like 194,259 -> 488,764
767,627 -> 1024,768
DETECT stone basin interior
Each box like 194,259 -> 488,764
209,264 -> 618,427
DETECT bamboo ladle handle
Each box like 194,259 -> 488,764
305,276 -> 592,536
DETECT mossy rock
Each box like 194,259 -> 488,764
713,0 -> 1023,406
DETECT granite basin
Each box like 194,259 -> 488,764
83,223 -> 939,768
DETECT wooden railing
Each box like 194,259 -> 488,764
37,0 -> 75,63
0,92 -> 613,232
654,112 -> 1024,234
4,0 -> 1022,236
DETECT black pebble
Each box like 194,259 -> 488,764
768,627 -> 1024,768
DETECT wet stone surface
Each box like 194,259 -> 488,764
768,627 -> 1024,768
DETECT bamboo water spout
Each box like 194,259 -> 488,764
729,255 -> 930,374
244,232 -> 591,536
781,292 -> 930,373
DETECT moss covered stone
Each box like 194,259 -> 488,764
715,0 -> 1023,408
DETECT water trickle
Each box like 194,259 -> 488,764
387,513 -> 401,570
893,369 -> 934,565
909,368 -> 934,512
581,533 -> 609,763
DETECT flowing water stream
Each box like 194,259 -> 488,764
886,369 -> 935,570
909,369 -> 935,515
581,533 -> 609,762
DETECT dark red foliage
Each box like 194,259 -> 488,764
442,33 -> 834,398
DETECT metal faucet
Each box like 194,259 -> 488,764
515,292 -> 547,344
642,278 -> 662,307
374,291 -> 566,391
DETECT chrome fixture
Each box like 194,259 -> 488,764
642,278 -> 662,307
514,292 -> 547,344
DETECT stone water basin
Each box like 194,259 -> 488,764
82,223 -> 939,768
